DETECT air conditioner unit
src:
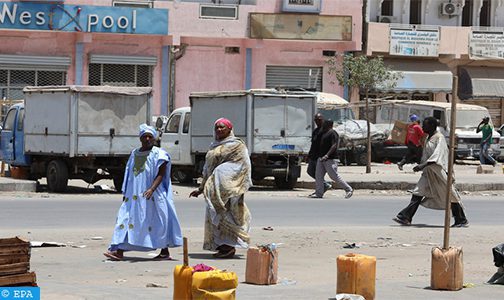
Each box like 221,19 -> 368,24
378,16 -> 398,23
200,4 -> 238,20
440,2 -> 462,16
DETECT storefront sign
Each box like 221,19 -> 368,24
469,31 -> 504,59
250,14 -> 352,41
281,0 -> 321,13
390,29 -> 439,57
0,2 -> 168,34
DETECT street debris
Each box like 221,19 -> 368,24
262,226 -> 274,231
30,241 -> 66,247
463,282 -> 475,288
343,243 -> 359,249
335,294 -> 365,300
146,282 -> 167,288
278,278 -> 296,286
90,236 -> 104,240
115,279 -> 127,283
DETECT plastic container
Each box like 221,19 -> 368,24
245,247 -> 278,285
431,247 -> 463,291
337,253 -> 376,300
191,270 -> 238,300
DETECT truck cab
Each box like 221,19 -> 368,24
0,103 -> 30,167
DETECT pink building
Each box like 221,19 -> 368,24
366,0 -> 504,126
0,0 -> 363,116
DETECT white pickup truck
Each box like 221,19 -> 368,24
158,89 -> 316,189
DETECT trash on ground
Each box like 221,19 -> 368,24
90,236 -> 104,240
278,278 -> 296,286
343,243 -> 360,249
335,293 -> 365,300
30,241 -> 66,247
146,282 -> 167,288
463,282 -> 476,288
262,226 -> 274,231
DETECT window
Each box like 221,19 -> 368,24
409,0 -> 422,25
381,0 -> 393,16
3,109 -> 16,131
165,113 -> 181,133
462,0 -> 472,26
113,0 -> 153,8
480,0 -> 491,26
88,64 -> 152,87
182,113 -> 191,134
16,108 -> 24,131
0,69 -> 66,101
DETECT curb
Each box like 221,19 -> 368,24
262,180 -> 504,192
0,180 -> 37,192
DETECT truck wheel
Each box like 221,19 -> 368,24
274,175 -> 297,190
172,169 -> 193,184
46,160 -> 68,192
113,173 -> 124,193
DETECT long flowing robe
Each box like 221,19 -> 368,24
412,131 -> 461,210
109,146 -> 182,251
200,134 -> 252,251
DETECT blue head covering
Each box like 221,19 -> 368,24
139,123 -> 157,139
409,114 -> 419,122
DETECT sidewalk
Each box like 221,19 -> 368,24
0,162 -> 502,192
294,162 -> 504,192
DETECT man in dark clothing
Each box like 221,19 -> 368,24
307,113 -> 331,191
309,119 -> 353,199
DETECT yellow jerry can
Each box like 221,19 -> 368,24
337,253 -> 376,300
191,270 -> 238,300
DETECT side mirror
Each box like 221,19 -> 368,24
155,117 -> 164,129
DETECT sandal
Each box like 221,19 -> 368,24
103,251 -> 123,261
152,253 -> 174,260
213,248 -> 236,259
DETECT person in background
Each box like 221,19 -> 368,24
393,117 -> 468,228
104,124 -> 182,261
309,119 -> 353,199
307,113 -> 331,192
476,116 -> 497,167
190,118 -> 252,258
397,114 -> 425,171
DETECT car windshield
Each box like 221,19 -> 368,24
450,109 -> 491,129
319,108 -> 355,124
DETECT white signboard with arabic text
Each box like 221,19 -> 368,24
390,29 -> 439,57
469,31 -> 504,59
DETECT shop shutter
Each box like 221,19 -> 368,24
0,54 -> 70,71
266,66 -> 322,91
89,55 -> 157,66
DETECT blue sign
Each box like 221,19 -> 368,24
0,2 -> 168,34
0,287 -> 40,300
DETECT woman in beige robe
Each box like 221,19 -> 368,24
393,117 -> 468,227
190,118 -> 252,258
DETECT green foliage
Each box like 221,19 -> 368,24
326,53 -> 402,91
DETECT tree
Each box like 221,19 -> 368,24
326,53 -> 401,173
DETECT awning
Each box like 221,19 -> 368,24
376,60 -> 453,93
458,66 -> 504,100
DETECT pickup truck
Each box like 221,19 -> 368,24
0,85 -> 152,192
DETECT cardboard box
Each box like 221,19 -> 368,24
245,247 -> 278,285
390,121 -> 409,145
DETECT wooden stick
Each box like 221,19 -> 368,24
443,76 -> 458,250
183,237 -> 188,267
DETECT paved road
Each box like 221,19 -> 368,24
1,187 -> 503,300
1,187 -> 503,229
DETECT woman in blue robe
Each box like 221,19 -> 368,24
104,124 -> 182,260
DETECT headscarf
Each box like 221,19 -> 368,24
139,123 -> 157,139
409,114 -> 419,122
214,118 -> 233,130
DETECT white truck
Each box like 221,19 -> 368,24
374,100 -> 501,160
0,86 -> 152,192
159,89 -> 316,189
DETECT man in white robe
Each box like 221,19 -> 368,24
393,117 -> 468,227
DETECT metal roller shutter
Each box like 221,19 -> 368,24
89,54 -> 157,66
266,66 -> 323,91
0,54 -> 70,71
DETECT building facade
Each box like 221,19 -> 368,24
365,0 -> 504,126
0,0 -> 363,116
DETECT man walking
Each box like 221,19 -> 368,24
307,113 -> 331,191
397,114 -> 425,170
476,116 -> 497,167
393,117 -> 468,227
309,119 -> 353,199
